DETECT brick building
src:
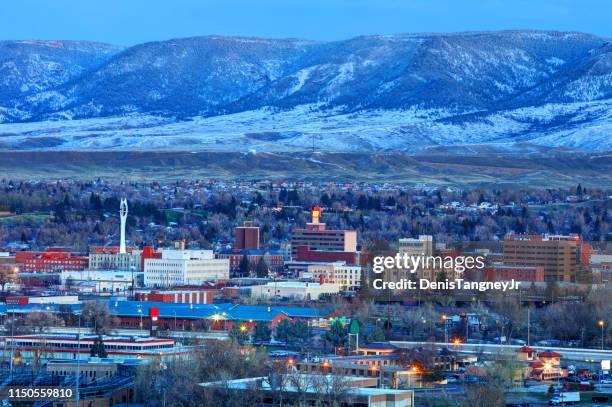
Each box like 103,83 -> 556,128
15,250 -> 88,273
485,265 -> 545,283
503,234 -> 590,282
291,207 -> 357,262
235,221 -> 260,251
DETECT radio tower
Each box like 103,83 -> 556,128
119,198 -> 128,254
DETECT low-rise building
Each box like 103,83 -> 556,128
144,249 -> 229,288
200,374 -> 414,407
217,249 -> 284,275
250,281 -> 340,300
15,250 -> 88,273
60,269 -> 143,293
304,261 -> 362,291
485,265 -> 545,282
135,289 -> 215,304
6,295 -> 79,305
1,334 -> 186,361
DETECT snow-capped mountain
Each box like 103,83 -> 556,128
0,31 -> 611,152
0,40 -> 121,107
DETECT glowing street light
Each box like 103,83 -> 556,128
442,315 -> 448,343
599,320 -> 605,350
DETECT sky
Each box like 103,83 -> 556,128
2,0 -> 611,45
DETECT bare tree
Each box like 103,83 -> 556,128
26,311 -> 64,333
80,301 -> 119,335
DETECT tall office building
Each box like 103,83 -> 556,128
290,206 -> 357,261
235,221 -> 260,251
503,234 -> 590,282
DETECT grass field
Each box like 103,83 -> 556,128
0,150 -> 610,188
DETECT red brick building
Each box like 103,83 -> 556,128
15,251 -> 88,273
235,221 -> 260,251
217,250 -> 284,274
485,265 -> 545,283
503,234 -> 590,282
291,207 -> 358,263
295,246 -> 358,264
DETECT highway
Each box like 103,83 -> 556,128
390,341 -> 612,362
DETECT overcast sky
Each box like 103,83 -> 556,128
2,0 -> 611,45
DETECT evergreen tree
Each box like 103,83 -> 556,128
288,320 -> 312,350
238,255 -> 250,277
90,336 -> 108,358
255,258 -> 269,278
357,194 -> 367,210
367,326 -> 386,342
275,319 -> 292,344
320,193 -> 332,207
325,320 -> 348,349
228,322 -> 250,345
54,202 -> 67,223
252,322 -> 272,343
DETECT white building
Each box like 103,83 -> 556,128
304,262 -> 362,291
89,250 -> 143,272
250,281 -> 340,300
60,269 -> 142,293
144,249 -> 229,288
398,235 -> 433,256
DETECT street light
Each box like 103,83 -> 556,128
598,320 -> 605,350
137,305 -> 143,328
442,315 -> 448,344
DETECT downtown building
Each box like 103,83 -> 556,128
15,250 -> 88,273
290,207 -> 358,263
144,249 -> 229,288
303,261 -> 362,292
60,268 -> 143,293
503,234 -> 590,282
88,246 -> 161,273
217,249 -> 284,275
234,221 -> 260,251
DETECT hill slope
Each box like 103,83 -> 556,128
0,31 -> 611,152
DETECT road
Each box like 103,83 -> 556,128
390,341 -> 612,362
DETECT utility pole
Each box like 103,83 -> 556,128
76,311 -> 81,407
9,309 -> 14,383
527,308 -> 531,346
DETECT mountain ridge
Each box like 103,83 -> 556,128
0,30 -> 611,152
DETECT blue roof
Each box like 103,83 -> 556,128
223,304 -> 329,322
103,301 -> 328,322
0,301 -> 329,322
103,300 -> 233,320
